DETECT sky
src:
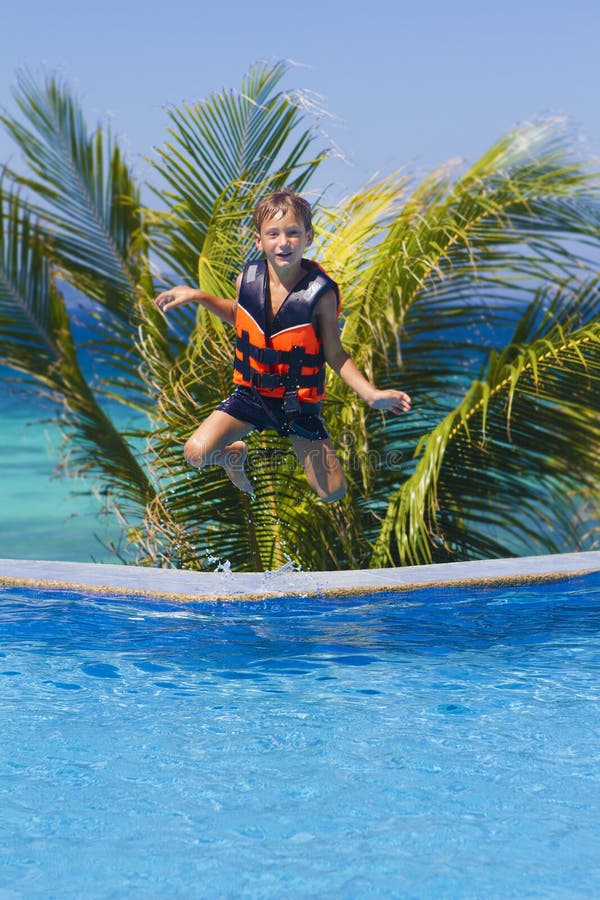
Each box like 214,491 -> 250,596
2,0 -> 600,203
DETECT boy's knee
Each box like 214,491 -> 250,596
184,436 -> 206,468
321,485 -> 347,503
316,479 -> 347,503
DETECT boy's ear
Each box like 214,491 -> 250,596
254,231 -> 262,250
306,227 -> 314,247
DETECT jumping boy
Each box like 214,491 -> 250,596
154,190 -> 411,501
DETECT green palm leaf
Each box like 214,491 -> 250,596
142,111 -> 600,571
1,72 -> 156,412
2,64 -> 599,571
150,60 -> 329,283
2,72 -> 148,309
0,181 -> 153,511
371,281 -> 600,567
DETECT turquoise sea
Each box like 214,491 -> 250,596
0,388 -> 124,564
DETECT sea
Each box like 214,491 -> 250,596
0,384 -> 125,564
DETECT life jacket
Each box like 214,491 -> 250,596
233,258 -> 340,405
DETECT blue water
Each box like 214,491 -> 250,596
1,573 -> 599,898
0,389 -> 136,563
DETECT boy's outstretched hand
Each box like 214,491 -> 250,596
154,286 -> 236,325
368,389 -> 412,415
154,286 -> 200,313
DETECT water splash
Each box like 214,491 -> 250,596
259,556 -> 326,597
262,558 -> 300,579
202,549 -> 326,597
204,549 -> 232,574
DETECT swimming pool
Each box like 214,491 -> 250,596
1,563 -> 599,897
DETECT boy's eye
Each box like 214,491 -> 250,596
263,227 -> 302,238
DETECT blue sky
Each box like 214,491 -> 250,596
2,0 -> 599,200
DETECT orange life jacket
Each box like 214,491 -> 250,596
233,258 -> 340,405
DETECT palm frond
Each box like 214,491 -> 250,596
2,72 -> 148,309
312,119 -> 600,542
150,61 -> 329,283
142,115 -> 600,571
371,282 -> 600,567
1,72 -> 158,413
3,64 -> 600,573
339,118 -> 600,394
0,181 -> 154,511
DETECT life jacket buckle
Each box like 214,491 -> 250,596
283,390 -> 302,416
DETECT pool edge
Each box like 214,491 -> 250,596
0,551 -> 598,602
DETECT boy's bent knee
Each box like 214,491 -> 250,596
317,480 -> 347,503
322,486 -> 347,503
184,436 -> 208,468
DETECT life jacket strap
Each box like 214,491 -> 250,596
236,335 -> 323,368
250,387 -> 324,440
236,329 -> 253,382
234,332 -> 325,393
247,370 -> 325,391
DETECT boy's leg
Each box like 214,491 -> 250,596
184,410 -> 255,494
289,435 -> 347,502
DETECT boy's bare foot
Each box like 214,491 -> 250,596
223,441 -> 254,494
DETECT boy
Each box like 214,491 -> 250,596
154,190 -> 411,501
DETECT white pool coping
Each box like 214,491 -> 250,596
0,551 -> 598,602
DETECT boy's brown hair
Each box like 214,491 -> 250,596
252,189 -> 313,233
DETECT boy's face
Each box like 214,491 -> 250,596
254,208 -> 313,273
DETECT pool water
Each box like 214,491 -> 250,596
1,573 -> 599,898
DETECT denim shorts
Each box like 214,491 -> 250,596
216,387 -> 329,441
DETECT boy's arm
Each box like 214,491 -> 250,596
317,291 -> 411,414
154,274 -> 242,326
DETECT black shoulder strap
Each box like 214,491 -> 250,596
238,259 -> 268,324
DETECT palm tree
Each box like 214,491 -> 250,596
1,62 -> 598,571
